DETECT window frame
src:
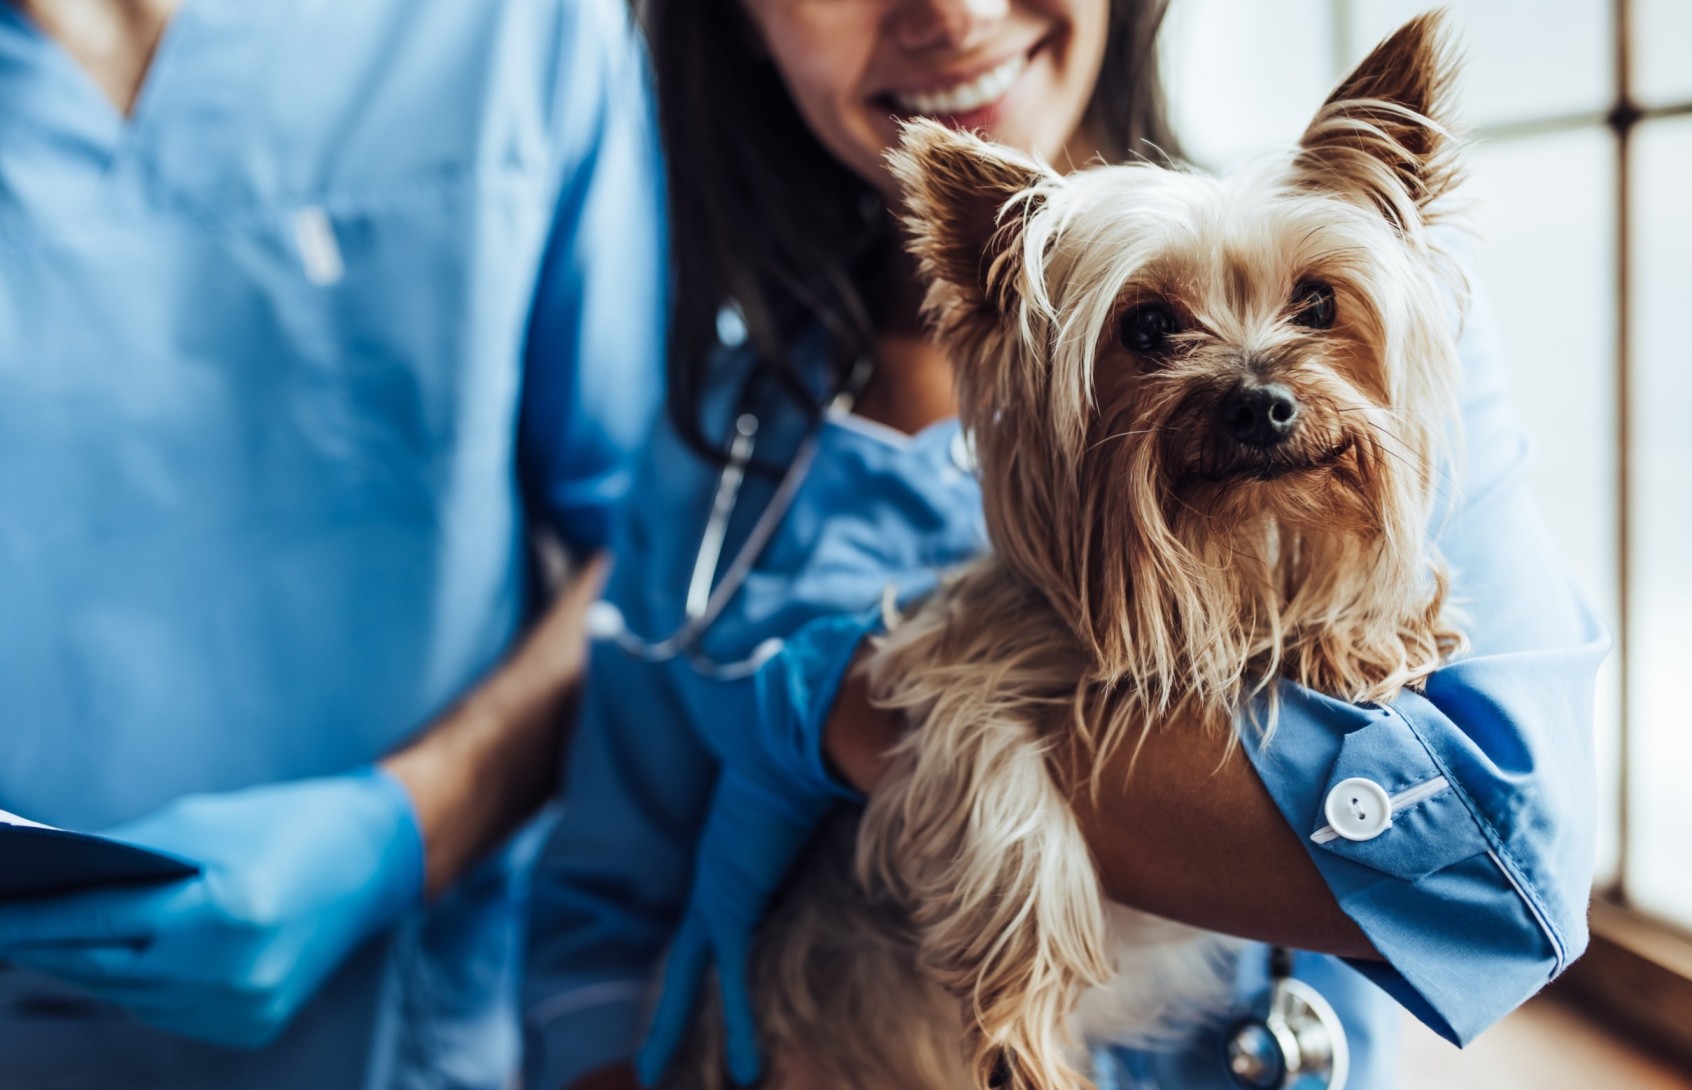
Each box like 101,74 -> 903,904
1442,0 -> 1692,1061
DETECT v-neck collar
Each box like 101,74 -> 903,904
5,1 -> 178,127
0,0 -> 278,226
0,5 -> 122,154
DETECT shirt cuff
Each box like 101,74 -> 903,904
353,764 -> 426,929
523,981 -> 649,1090
780,606 -> 897,802
1241,684 -> 1562,1045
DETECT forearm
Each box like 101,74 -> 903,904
824,668 -> 1377,959
1065,712 -> 1376,958
385,555 -> 608,896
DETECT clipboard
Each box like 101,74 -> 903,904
0,811 -> 200,903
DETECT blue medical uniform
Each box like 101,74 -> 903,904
0,0 -> 664,1086
521,269 -> 1605,1090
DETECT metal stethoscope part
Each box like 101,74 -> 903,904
1224,948 -> 1349,1090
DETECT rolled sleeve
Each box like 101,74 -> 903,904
517,0 -> 667,554
1243,292 -> 1608,1044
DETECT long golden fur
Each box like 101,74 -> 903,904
663,13 -> 1468,1090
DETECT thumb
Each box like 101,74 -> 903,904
637,915 -> 711,1088
717,933 -> 765,1087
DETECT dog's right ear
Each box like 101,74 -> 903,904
888,120 -> 1054,319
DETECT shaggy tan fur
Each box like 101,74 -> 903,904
663,13 -> 1468,1090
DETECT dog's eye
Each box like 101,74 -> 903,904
1118,302 -> 1178,356
1292,280 -> 1336,330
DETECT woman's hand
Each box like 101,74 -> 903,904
639,772 -> 835,1087
638,611 -> 880,1087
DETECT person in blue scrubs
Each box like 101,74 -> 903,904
0,0 -> 664,1087
520,1 -> 1605,1089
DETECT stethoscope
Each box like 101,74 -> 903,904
584,354 -> 876,679
1223,948 -> 1349,1090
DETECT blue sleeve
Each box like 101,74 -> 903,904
1242,291 -> 1608,1045
518,0 -> 667,553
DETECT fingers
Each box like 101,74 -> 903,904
2,954 -> 195,1017
528,551 -> 614,677
0,881 -> 193,951
636,917 -> 710,1088
716,934 -> 764,1087
3,942 -> 144,981
8,937 -> 297,1050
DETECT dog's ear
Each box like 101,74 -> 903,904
1293,11 -> 1460,231
888,119 -> 1053,317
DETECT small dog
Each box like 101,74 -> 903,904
668,12 -> 1467,1090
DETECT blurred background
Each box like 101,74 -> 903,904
1160,1 -> 1691,1084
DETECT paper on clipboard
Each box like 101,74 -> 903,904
0,809 -> 200,903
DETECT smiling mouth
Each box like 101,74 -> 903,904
880,44 -> 1039,119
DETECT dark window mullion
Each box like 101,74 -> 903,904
1613,0 -> 1633,907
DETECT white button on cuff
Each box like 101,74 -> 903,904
1323,777 -> 1393,842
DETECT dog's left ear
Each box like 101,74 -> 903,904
888,119 -> 1055,318
1293,10 -> 1460,231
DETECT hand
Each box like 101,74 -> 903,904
0,768 -> 422,1049
639,771 -> 833,1087
638,611 -> 882,1087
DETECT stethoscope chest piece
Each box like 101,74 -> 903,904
1224,969 -> 1348,1090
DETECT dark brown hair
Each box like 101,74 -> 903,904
641,0 -> 1183,462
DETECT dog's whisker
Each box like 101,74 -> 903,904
1087,426 -> 1170,452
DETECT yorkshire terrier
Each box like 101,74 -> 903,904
668,12 -> 1467,1090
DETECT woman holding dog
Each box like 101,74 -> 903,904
523,2 -> 1605,1088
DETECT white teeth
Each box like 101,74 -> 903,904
892,53 -> 1028,117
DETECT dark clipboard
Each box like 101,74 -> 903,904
0,820 -> 200,903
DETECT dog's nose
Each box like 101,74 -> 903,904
1220,382 -> 1299,448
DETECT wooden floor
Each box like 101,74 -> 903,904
1399,995 -> 1692,1089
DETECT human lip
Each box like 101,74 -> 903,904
882,48 -> 1034,117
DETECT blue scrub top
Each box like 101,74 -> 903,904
0,0 -> 664,1086
522,281 -> 1606,1089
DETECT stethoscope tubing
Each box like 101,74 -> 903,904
587,355 -> 872,673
